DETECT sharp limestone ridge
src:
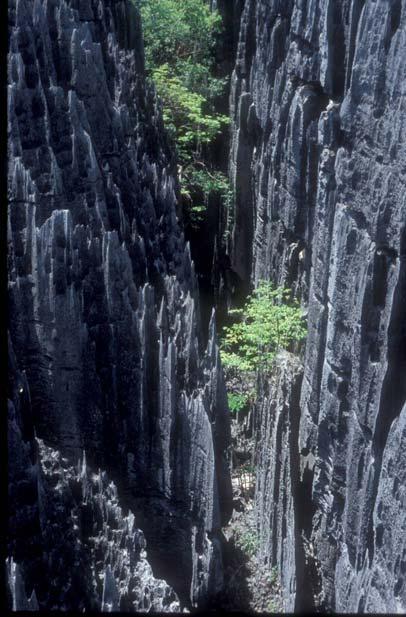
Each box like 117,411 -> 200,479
7,0 -> 232,609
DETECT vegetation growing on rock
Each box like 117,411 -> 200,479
227,392 -> 250,413
138,0 -> 231,227
221,281 -> 306,421
221,281 -> 307,373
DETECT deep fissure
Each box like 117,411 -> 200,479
7,0 -> 406,612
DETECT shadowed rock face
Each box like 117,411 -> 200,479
8,435 -> 181,612
253,352 -> 304,611
7,0 -> 232,609
229,0 -> 406,612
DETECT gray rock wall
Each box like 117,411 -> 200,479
253,352 -> 304,612
230,0 -> 406,611
7,0 -> 232,609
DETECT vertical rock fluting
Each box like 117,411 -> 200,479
229,0 -> 406,612
254,352 -> 304,612
7,0 -> 232,609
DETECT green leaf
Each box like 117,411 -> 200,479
138,0 -> 233,230
220,281 -> 307,374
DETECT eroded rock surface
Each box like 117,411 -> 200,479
7,0 -> 232,609
229,0 -> 406,612
254,352 -> 304,612
8,436 -> 180,612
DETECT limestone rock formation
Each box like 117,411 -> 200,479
8,434 -> 181,612
254,352 -> 304,612
7,559 -> 39,611
8,0 -> 406,611
7,0 -> 232,609
229,0 -> 406,612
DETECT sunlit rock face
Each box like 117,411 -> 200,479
230,0 -> 406,612
7,0 -> 232,609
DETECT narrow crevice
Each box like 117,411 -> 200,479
366,237 -> 406,565
326,0 -> 347,101
345,0 -> 365,92
284,364 -> 324,614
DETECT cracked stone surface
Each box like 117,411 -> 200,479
229,0 -> 406,612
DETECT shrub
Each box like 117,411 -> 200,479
151,64 -> 229,161
220,281 -> 307,374
138,0 -> 222,77
235,529 -> 259,557
137,0 -> 231,226
180,165 -> 232,226
268,566 -> 278,587
266,598 -> 279,613
227,392 -> 249,413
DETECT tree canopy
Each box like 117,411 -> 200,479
137,0 -> 231,226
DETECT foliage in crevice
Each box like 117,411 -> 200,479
137,0 -> 232,228
221,281 -> 307,414
221,281 -> 307,374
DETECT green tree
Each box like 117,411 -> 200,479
220,281 -> 307,374
139,0 -> 224,99
227,392 -> 250,413
137,0 -> 231,226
